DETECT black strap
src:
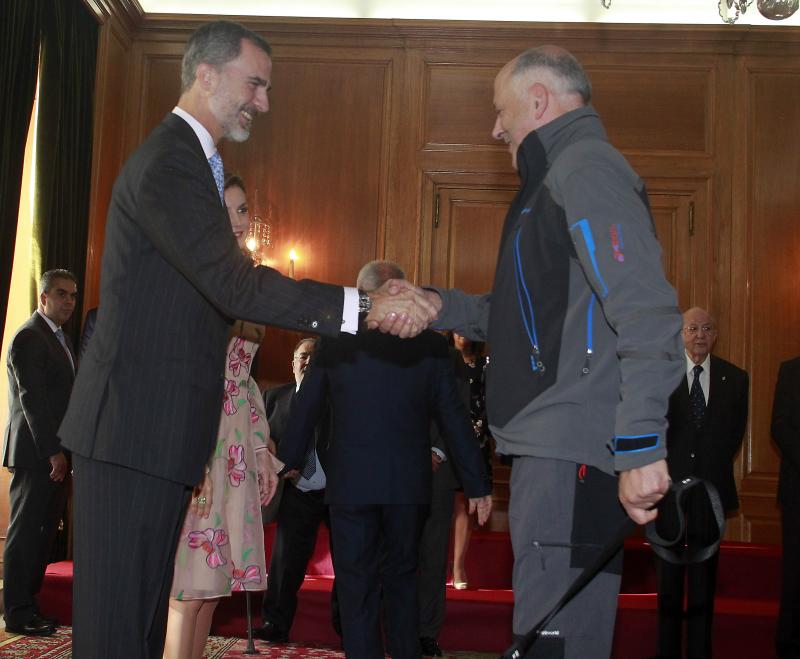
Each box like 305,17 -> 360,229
645,476 -> 726,565
498,477 -> 725,659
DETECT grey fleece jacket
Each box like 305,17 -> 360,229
433,105 -> 684,475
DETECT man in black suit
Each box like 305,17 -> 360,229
256,337 -> 336,642
3,269 -> 77,636
56,21 -> 437,659
771,356 -> 800,659
655,306 -> 749,659
279,261 -> 492,659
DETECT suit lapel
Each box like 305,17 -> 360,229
705,356 -> 726,416
32,312 -> 75,379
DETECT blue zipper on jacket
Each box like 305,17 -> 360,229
513,227 -> 545,374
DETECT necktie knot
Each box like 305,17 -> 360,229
692,364 -> 703,378
208,151 -> 225,203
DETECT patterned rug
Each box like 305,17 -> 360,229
0,628 -> 495,658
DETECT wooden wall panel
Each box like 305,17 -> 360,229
83,12 -> 135,316
589,66 -> 712,155
424,63 -> 500,150
741,64 -> 800,519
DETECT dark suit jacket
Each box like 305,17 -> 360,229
263,383 -> 295,445
430,348 -> 474,492
3,312 -> 75,471
58,113 -> 344,486
772,357 -> 800,505
278,329 -> 490,505
665,354 -> 749,512
264,381 -> 329,468
78,307 -> 97,360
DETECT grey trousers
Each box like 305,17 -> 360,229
509,456 -> 624,659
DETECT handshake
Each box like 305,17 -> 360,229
363,279 -> 442,338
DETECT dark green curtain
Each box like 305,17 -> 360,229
0,0 -> 43,340
34,0 -> 98,343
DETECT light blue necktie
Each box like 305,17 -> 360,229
55,327 -> 75,374
208,151 -> 225,203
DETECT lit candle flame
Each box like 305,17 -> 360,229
245,236 -> 257,252
289,249 -> 298,261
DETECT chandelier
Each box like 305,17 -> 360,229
245,190 -> 274,266
600,0 -> 798,23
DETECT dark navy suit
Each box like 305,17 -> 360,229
772,357 -> 800,658
279,329 -> 490,659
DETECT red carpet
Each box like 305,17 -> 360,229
36,526 -> 781,657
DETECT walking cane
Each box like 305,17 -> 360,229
244,591 -> 259,655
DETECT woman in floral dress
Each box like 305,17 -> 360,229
163,175 -> 281,659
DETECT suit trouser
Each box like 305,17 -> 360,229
418,486 -> 455,639
71,454 -> 191,659
262,483 -> 331,634
2,467 -> 67,627
655,487 -> 720,659
330,503 -> 427,659
777,503 -> 800,659
510,457 -> 624,659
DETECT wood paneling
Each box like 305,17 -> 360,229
424,64 -> 500,150
740,62 -> 800,532
589,66 -> 712,155
76,12 -> 800,542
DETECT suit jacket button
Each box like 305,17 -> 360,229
311,321 -> 319,329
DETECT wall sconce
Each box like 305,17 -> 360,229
288,249 -> 298,278
245,190 -> 274,266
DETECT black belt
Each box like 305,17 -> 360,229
499,477 -> 725,659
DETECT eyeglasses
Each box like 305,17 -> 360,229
683,325 -> 716,335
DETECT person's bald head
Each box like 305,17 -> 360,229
682,307 -> 718,364
492,46 -> 591,170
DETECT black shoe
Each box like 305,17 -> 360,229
420,636 -> 443,657
253,620 -> 288,643
32,614 -> 58,628
5,617 -> 56,637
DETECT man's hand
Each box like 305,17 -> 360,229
431,450 -> 443,473
49,451 -> 67,482
468,494 -> 493,526
618,459 -> 670,525
257,450 -> 281,505
365,280 -> 442,338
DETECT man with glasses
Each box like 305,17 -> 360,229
655,306 -> 749,659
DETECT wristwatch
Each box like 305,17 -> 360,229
358,289 -> 373,316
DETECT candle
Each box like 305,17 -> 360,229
288,249 -> 297,278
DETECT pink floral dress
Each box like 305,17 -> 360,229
170,336 -> 270,599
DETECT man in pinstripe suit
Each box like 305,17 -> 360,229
57,21 -> 436,659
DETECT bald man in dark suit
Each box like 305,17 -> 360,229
279,261 -> 492,659
655,307 -> 748,659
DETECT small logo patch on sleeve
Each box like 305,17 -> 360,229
610,224 -> 625,263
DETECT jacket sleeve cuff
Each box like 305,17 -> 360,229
609,433 -> 666,472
